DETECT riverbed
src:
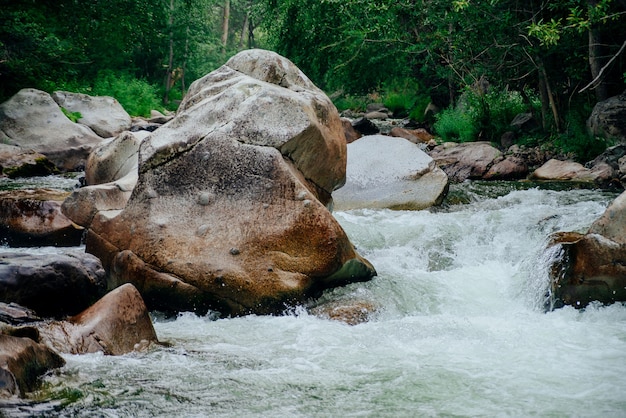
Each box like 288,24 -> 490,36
3,181 -> 626,417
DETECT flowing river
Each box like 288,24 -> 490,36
3,180 -> 626,417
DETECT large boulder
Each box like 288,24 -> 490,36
0,89 -> 103,171
587,91 -> 626,142
37,283 -> 158,355
67,49 -> 375,316
0,189 -> 84,247
429,142 -> 502,182
0,334 -> 65,398
332,135 -> 448,210
0,250 -> 107,317
51,91 -> 132,138
61,131 -> 149,228
547,191 -> 626,309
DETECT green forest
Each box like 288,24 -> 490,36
1,0 -> 625,160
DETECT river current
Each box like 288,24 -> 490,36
3,180 -> 626,417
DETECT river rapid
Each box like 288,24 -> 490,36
3,180 -> 626,417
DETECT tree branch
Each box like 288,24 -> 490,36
579,39 -> 626,93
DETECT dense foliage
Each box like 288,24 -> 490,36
0,0 -> 257,114
1,0 -> 625,158
257,0 -> 626,159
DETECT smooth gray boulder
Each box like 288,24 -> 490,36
0,89 -> 103,171
52,91 -> 132,138
332,135 -> 449,210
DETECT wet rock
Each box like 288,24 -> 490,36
68,49 -> 376,316
0,250 -> 106,317
341,118 -> 361,143
37,283 -> 158,355
51,91 -> 131,138
429,142 -> 502,182
333,135 -> 448,210
0,145 -> 58,178
0,89 -> 103,171
390,127 -> 434,144
547,191 -> 626,309
0,303 -> 40,326
310,300 -> 377,325
0,189 -> 84,247
0,334 -> 65,398
483,156 -> 528,180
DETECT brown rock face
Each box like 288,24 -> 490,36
547,191 -> 626,309
72,49 -> 375,315
0,189 -> 84,247
37,283 -> 158,355
548,232 -> 626,309
429,142 -> 501,182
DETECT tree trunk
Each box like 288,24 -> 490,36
239,12 -> 249,48
181,25 -> 189,99
537,58 -> 560,132
221,0 -> 230,52
588,0 -> 609,101
164,0 -> 175,105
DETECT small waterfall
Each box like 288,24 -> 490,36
5,180 -> 626,417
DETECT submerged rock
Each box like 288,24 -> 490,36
332,135 -> 448,210
547,191 -> 626,309
66,49 -> 376,315
310,300 -> 377,325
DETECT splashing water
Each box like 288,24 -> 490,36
6,183 -> 626,417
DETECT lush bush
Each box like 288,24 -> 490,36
88,71 -> 162,117
332,95 -> 369,113
434,87 -> 534,142
381,78 -> 430,120
552,110 -> 614,162
50,71 -> 163,117
433,107 -> 478,142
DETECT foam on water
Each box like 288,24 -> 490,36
11,184 -> 626,417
